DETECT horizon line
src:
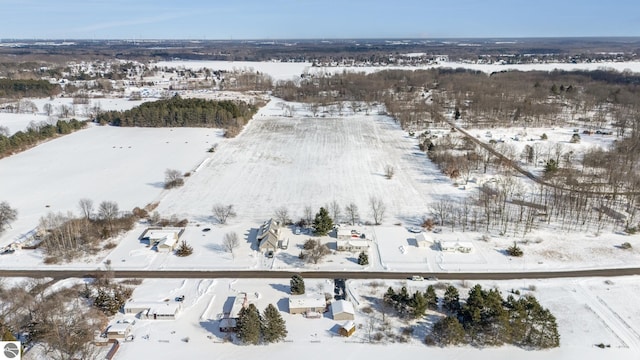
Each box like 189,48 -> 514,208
2,36 -> 640,42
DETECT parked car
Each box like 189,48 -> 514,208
266,250 -> 274,258
175,295 -> 185,302
294,227 -> 301,235
410,275 -> 424,281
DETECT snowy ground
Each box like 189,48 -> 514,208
1,98 -> 639,273
0,124 -> 223,246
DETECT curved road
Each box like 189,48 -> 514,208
1,267 -> 640,280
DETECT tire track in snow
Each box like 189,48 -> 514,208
576,282 -> 640,349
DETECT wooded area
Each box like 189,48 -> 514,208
0,79 -> 61,98
96,96 -> 259,136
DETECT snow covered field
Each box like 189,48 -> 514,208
153,60 -> 640,83
0,125 -> 223,246
0,97 -> 157,135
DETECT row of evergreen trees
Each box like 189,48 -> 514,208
236,303 -> 288,345
0,119 -> 86,158
427,284 -> 560,349
96,96 -> 258,130
0,79 -> 61,98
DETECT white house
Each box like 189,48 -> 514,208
145,302 -> 181,320
438,240 -> 474,253
415,232 -> 432,248
336,226 -> 368,240
336,239 -> 370,252
141,227 -> 183,252
257,219 -> 280,252
288,294 -> 326,315
106,323 -> 131,340
124,300 -> 181,320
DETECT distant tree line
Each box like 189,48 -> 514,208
96,96 -> 259,136
0,119 -> 86,159
0,79 -> 61,98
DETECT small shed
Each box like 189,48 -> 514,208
106,323 -> 131,340
338,321 -> 356,337
415,232 -> 432,248
331,300 -> 355,321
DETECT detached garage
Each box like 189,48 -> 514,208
331,300 -> 355,321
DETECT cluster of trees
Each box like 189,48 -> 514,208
384,285 -> 437,319
39,199 -> 137,263
0,119 -> 86,158
81,271 -> 134,316
96,96 -> 258,137
0,280 -> 107,360
427,284 -> 560,349
236,303 -> 287,345
299,238 -> 331,264
0,79 -> 61,98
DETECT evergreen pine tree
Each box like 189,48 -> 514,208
410,291 -> 428,318
424,285 -> 438,310
237,304 -> 262,345
430,316 -> 465,346
290,274 -> 305,295
313,207 -> 333,235
443,285 -> 461,314
175,240 -> 193,257
262,304 -> 288,343
357,251 -> 369,265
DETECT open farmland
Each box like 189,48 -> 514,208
155,99 -> 465,224
0,125 -> 223,244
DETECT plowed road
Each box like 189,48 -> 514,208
1,268 -> 640,280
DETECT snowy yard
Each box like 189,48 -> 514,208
97,277 -> 640,360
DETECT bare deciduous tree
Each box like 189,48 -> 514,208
384,165 -> 395,179
78,198 -> 93,221
328,200 -> 341,224
369,196 -> 386,225
303,206 -> 314,227
0,201 -> 18,233
98,201 -> 119,233
223,232 -> 240,257
213,204 -> 237,224
164,169 -> 184,189
302,239 -> 331,264
344,203 -> 360,225
274,207 -> 290,225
